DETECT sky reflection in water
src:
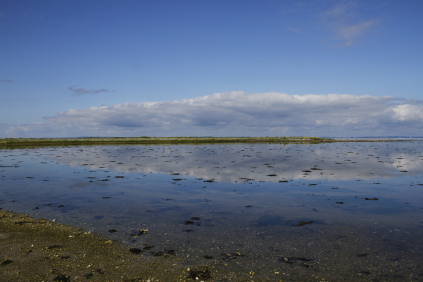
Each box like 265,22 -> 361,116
1,142 -> 423,280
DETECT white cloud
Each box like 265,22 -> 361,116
391,104 -> 423,122
2,92 -> 423,138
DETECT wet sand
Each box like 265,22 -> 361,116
1,209 -> 287,281
2,209 -> 423,281
0,209 -> 193,281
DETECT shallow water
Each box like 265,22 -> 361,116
1,142 -> 423,280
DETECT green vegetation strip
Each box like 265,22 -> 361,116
0,136 -> 331,147
0,137 -> 411,147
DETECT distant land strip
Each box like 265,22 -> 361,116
0,137 -> 415,147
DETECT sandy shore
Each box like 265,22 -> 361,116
0,209 -> 211,282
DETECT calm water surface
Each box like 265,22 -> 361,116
1,142 -> 423,280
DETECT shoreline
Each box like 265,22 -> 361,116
0,136 -> 415,148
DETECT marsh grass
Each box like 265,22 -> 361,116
0,136 -> 331,147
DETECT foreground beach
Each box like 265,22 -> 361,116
0,210 -> 203,281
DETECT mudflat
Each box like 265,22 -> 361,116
0,210 -> 195,281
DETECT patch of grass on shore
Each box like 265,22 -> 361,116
0,136 -> 332,147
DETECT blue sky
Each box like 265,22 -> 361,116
1,0 -> 423,137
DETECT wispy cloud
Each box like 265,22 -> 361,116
285,27 -> 306,34
68,86 -> 113,96
334,19 -> 378,46
321,1 -> 378,46
0,79 -> 13,83
2,92 -> 423,138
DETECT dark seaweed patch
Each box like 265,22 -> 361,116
184,220 -> 195,225
47,245 -> 63,249
203,179 -> 215,183
142,244 -> 154,250
188,268 -> 211,280
129,248 -> 143,254
281,257 -> 313,267
0,260 -> 13,266
294,220 -> 315,227
53,274 -> 71,282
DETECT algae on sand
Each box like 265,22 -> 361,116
0,210 -> 190,281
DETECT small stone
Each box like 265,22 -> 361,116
138,229 -> 148,234
129,248 -> 143,254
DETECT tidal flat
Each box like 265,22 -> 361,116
1,141 -> 423,281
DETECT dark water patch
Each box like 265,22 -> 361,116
255,215 -> 286,226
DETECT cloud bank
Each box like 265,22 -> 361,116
2,92 -> 423,138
